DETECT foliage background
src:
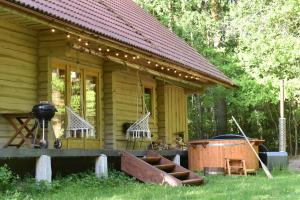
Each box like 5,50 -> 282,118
135,0 -> 300,153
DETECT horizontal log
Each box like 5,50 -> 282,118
0,19 -> 36,37
0,149 -> 187,159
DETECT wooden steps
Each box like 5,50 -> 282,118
182,178 -> 203,185
154,164 -> 176,171
168,171 -> 189,179
121,151 -> 204,186
141,156 -> 161,163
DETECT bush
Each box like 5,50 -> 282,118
0,165 -> 18,192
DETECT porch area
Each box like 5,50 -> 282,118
0,149 -> 187,182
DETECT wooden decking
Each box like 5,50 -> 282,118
0,149 -> 187,159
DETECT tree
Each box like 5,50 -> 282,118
135,0 -> 300,153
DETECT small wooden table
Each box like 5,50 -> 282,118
2,113 -> 37,148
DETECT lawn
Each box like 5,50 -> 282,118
1,170 -> 299,200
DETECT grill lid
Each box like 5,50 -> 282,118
32,102 -> 57,121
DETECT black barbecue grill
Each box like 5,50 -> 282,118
32,102 -> 61,149
32,103 -> 57,128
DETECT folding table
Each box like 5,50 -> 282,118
2,112 -> 37,148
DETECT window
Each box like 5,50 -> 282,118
51,65 -> 99,139
144,87 -> 152,114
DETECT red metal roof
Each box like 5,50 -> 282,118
7,0 -> 234,86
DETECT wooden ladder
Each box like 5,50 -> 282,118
225,158 -> 247,176
121,151 -> 203,186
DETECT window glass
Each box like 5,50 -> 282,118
70,71 -> 82,115
52,68 -> 65,137
86,75 -> 97,134
144,87 -> 152,113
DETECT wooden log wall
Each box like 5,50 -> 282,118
0,20 -> 38,147
103,67 -> 116,149
0,20 -> 38,113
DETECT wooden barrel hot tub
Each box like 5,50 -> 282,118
188,138 -> 264,171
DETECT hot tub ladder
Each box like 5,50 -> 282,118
225,158 -> 247,176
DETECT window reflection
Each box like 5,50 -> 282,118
70,71 -> 82,116
86,75 -> 97,133
52,68 -> 65,137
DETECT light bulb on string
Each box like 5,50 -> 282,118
124,54 -> 128,58
147,61 -> 151,64
66,34 -> 71,38
179,73 -> 182,76
116,53 -> 119,56
106,48 -> 110,52
167,68 -> 170,71
78,38 -> 82,42
133,56 -> 136,60
161,67 -> 164,70
98,47 -> 102,51
85,42 -> 89,46
51,28 -> 55,33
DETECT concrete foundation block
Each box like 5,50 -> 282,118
173,154 -> 180,166
35,155 -> 52,183
95,154 -> 108,178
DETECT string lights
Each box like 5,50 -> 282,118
55,29 -> 203,83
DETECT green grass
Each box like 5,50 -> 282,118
1,170 -> 299,200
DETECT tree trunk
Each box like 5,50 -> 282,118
196,95 -> 202,139
293,102 -> 298,156
294,119 -> 298,156
288,102 -> 293,154
211,0 -> 219,20
215,98 -> 227,135
168,0 -> 174,31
